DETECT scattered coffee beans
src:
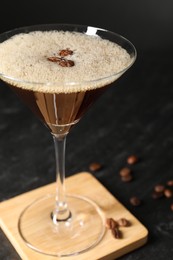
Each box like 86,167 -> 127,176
152,191 -> 164,199
127,155 -> 138,165
130,196 -> 141,206
167,180 -> 173,187
170,203 -> 173,211
164,189 -> 173,198
111,228 -> 122,239
154,184 -> 165,193
90,153 -> 173,225
106,218 -> 118,229
106,217 -> 130,239
119,167 -> 132,177
117,218 -> 130,227
152,180 -> 173,212
121,175 -> 133,182
119,167 -> 133,182
89,162 -> 102,172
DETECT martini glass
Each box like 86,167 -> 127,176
0,24 -> 136,257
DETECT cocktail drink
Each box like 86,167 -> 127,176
0,24 -> 136,256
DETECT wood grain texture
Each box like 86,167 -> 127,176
0,172 -> 148,260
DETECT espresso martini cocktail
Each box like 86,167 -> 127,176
0,24 -> 136,257
0,29 -> 133,135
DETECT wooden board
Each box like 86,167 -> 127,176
0,172 -> 148,260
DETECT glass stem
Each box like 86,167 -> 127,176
52,133 -> 71,223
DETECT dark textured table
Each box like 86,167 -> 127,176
1,51 -> 173,259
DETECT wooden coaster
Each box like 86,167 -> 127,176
0,172 -> 148,260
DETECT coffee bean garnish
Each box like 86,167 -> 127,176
47,48 -> 75,67
58,59 -> 74,67
130,196 -> 141,206
127,155 -> 138,165
47,56 -> 61,62
59,48 -> 73,57
89,162 -> 102,172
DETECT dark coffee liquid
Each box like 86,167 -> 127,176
10,85 -> 108,134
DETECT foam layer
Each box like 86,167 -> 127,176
0,30 -> 132,93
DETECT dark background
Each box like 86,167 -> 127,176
0,0 -> 173,52
1,1 -> 173,259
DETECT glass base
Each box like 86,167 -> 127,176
18,194 -> 105,257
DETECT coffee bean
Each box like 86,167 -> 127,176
121,174 -> 133,182
127,155 -> 138,165
167,180 -> 173,187
117,218 -> 130,227
106,218 -> 118,229
152,191 -> 164,199
170,203 -> 173,211
119,167 -> 132,177
130,196 -> 141,206
164,189 -> 173,198
154,184 -> 165,193
111,228 -> 122,239
59,48 -> 73,57
89,162 -> 102,172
